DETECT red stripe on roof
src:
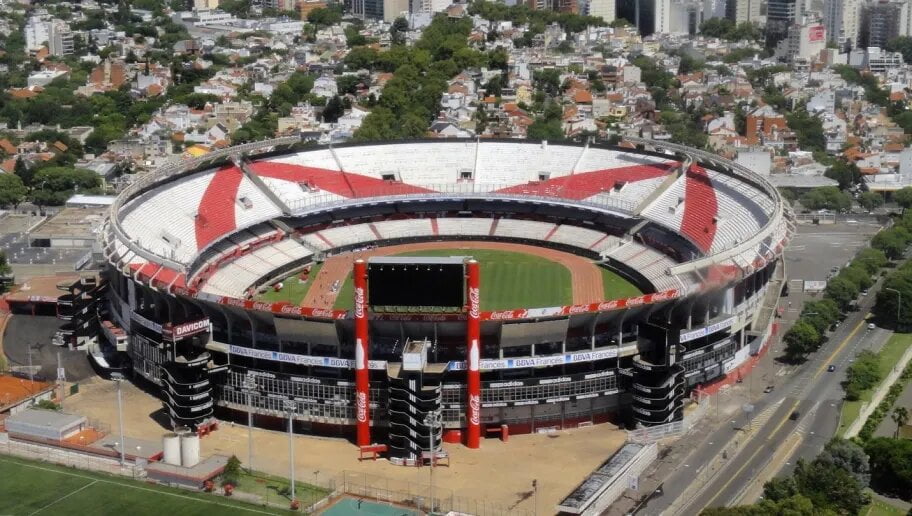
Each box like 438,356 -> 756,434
195,165 -> 244,251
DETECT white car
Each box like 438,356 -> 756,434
868,323 -> 876,330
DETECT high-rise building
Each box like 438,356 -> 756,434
823,0 -> 860,51
526,0 -> 579,14
616,0 -> 670,35
766,0 -> 798,48
383,0 -> 408,21
589,0 -> 616,23
670,0 -> 701,34
24,17 -> 49,51
724,0 -> 761,24
862,1 -> 907,49
352,0 -> 384,18
48,21 -> 73,57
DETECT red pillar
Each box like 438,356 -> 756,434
465,259 -> 481,449
353,259 -> 371,447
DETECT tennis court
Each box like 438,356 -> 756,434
319,496 -> 420,516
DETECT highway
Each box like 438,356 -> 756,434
644,283 -> 884,515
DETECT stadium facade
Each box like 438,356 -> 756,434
61,138 -> 792,462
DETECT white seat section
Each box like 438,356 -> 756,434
706,171 -> 770,253
639,175 -> 687,231
120,171 -> 215,264
608,241 -> 682,291
494,219 -> 555,240
299,233 -> 332,251
574,147 -> 668,173
530,144 -> 586,176
436,218 -> 494,237
234,176 -> 283,231
259,176 -> 347,209
263,149 -> 341,171
474,142 -> 543,184
317,223 -> 377,248
273,238 -> 313,261
373,219 -> 432,239
550,224 -> 608,249
332,143 -> 475,184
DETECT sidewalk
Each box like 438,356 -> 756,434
844,344 -> 912,438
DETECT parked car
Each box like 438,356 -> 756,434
764,385 -> 775,393
868,323 -> 876,330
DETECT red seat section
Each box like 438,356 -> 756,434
195,165 -> 244,251
494,162 -> 676,200
680,165 -> 718,253
249,162 -> 434,198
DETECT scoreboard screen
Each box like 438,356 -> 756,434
367,257 -> 465,308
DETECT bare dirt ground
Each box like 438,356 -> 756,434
65,380 -> 625,514
302,241 -> 604,309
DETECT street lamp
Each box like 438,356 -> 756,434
886,287 -> 901,328
241,377 -> 256,473
423,410 -> 442,515
283,399 -> 296,503
111,373 -> 126,466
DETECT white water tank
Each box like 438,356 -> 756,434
162,433 -> 181,466
180,433 -> 200,468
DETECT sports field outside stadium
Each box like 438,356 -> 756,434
0,456 -> 296,516
255,248 -> 641,311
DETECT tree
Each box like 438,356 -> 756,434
800,186 -> 852,211
793,457 -> 869,515
784,320 -> 821,360
763,476 -> 799,501
824,276 -> 859,311
390,16 -> 409,46
824,160 -> 861,190
854,248 -> 888,275
30,167 -> 102,206
222,455 -> 242,486
800,299 -> 840,333
817,439 -> 870,488
887,36 -> 912,64
0,173 -> 27,207
13,156 -> 33,187
307,5 -> 343,27
874,268 -> 912,326
895,186 -> 912,211
872,226 -> 912,260
844,350 -> 881,400
892,407 -> 909,438
859,191 -> 885,211
864,437 -> 912,501
322,96 -> 344,123
0,251 -> 11,277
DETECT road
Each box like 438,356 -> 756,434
648,284 -> 883,515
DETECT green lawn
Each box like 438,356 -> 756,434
333,249 -> 576,311
838,333 -> 912,436
254,263 -> 322,304
0,456 -> 294,515
237,470 -> 328,506
600,266 -> 643,300
861,495 -> 908,516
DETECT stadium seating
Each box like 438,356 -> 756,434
608,241 -> 691,292
436,218 -> 494,236
494,219 -> 556,241
332,142 -> 476,185
639,165 -> 773,255
262,149 -> 342,172
550,224 -> 609,250
373,219 -> 434,239
120,171 -> 216,264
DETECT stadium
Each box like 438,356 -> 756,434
61,137 -> 793,463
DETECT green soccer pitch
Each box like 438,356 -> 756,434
0,456 -> 295,516
330,248 -> 642,311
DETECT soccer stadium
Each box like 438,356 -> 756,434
60,137 -> 793,464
